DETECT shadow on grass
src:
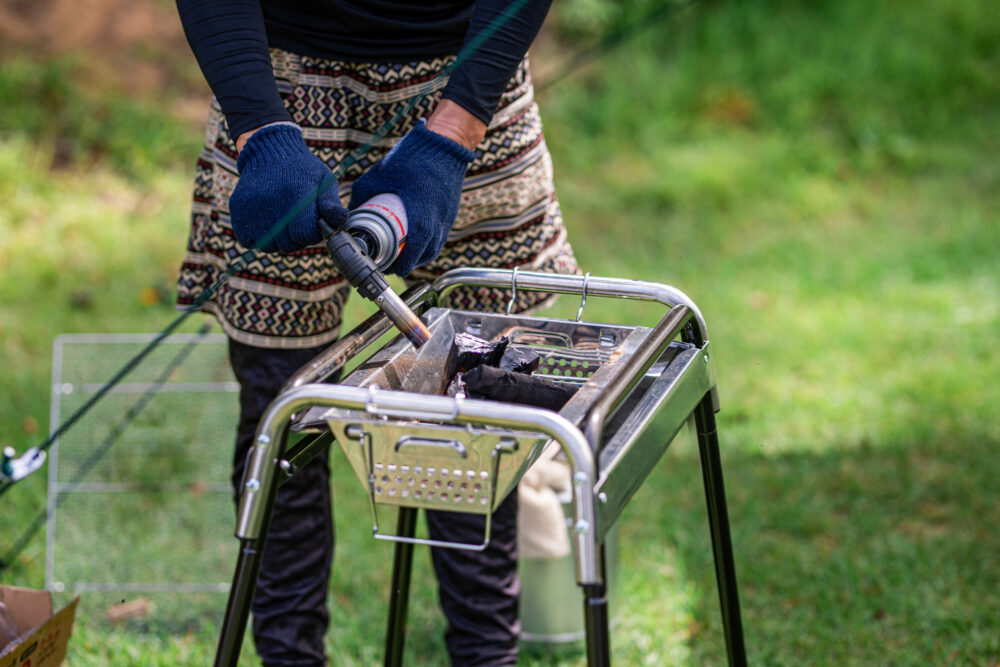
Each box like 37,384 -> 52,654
618,425 -> 1000,666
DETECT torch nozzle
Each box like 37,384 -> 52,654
375,287 -> 432,347
322,226 -> 431,348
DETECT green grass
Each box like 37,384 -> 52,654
2,0 -> 999,663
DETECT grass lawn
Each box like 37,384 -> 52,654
2,0 -> 998,664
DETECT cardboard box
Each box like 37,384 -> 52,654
0,586 -> 78,667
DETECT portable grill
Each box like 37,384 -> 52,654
214,268 -> 747,667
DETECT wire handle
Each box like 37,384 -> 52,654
505,266 -> 520,315
576,272 -> 591,322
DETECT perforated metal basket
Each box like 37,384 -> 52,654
316,307 -> 653,525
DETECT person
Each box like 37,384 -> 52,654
174,2 -> 579,665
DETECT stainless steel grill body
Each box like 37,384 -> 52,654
215,269 -> 746,667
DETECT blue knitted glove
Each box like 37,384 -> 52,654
349,119 -> 476,276
230,123 -> 348,253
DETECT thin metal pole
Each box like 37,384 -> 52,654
214,539 -> 265,667
584,540 -> 612,665
384,507 -> 418,666
694,393 -> 747,667
583,581 -> 611,666
216,427 -> 288,666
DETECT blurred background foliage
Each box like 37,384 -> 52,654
1,0 -> 998,664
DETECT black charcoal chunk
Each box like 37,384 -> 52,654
498,346 -> 540,374
443,332 -> 510,381
464,365 -> 579,411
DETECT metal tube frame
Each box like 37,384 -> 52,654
214,268 -> 745,667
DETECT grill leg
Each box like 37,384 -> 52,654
384,507 -> 418,667
583,542 -> 611,666
694,392 -> 747,667
214,539 -> 265,667
583,585 -> 610,667
215,427 -> 288,667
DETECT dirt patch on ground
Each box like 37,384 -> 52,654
0,0 -> 187,57
0,0 -> 205,99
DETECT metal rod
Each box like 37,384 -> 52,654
216,427 -> 290,666
583,583 -> 611,667
278,433 -> 334,486
384,507 -> 418,667
694,393 -> 747,667
214,539 -> 265,667
584,305 -> 692,451
429,268 -> 707,343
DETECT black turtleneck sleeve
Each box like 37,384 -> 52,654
442,0 -> 553,124
176,0 -> 291,140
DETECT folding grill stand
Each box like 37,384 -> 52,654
213,269 -> 746,666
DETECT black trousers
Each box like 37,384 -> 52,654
229,339 -> 520,667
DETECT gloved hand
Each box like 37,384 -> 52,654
229,122 -> 348,253
349,119 -> 476,276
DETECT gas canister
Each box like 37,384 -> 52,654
344,193 -> 407,272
